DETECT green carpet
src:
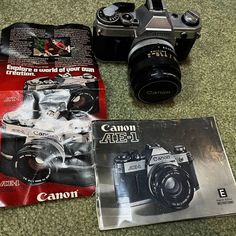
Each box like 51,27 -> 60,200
0,0 -> 236,235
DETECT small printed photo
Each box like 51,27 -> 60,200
32,37 -> 72,57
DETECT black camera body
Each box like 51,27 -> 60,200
113,144 -> 199,210
0,74 -> 98,186
93,0 -> 201,103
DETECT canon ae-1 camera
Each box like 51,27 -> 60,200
0,74 -> 98,186
1,112 -> 94,186
93,0 -> 201,103
113,144 -> 199,210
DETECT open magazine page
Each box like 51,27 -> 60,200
92,117 -> 236,230
0,23 -> 107,207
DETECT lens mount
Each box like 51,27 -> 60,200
148,163 -> 194,209
128,39 -> 181,103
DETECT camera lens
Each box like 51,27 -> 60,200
69,90 -> 95,113
13,138 -> 65,185
148,164 -> 194,209
114,153 -> 132,163
13,150 -> 52,185
128,39 -> 181,103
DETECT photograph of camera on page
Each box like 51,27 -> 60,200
113,144 -> 199,210
0,73 -> 99,186
93,0 -> 201,103
93,118 -> 236,230
0,22 -> 107,207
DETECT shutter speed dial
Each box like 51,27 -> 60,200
97,3 -> 135,25
97,6 -> 119,24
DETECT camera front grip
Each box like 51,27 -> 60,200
175,37 -> 198,61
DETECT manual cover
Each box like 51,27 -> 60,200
92,117 -> 236,230
0,23 -> 107,207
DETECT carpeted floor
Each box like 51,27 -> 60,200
0,0 -> 236,235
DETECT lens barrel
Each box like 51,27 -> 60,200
128,39 -> 181,103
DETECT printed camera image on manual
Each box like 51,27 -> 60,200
92,118 -> 236,230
